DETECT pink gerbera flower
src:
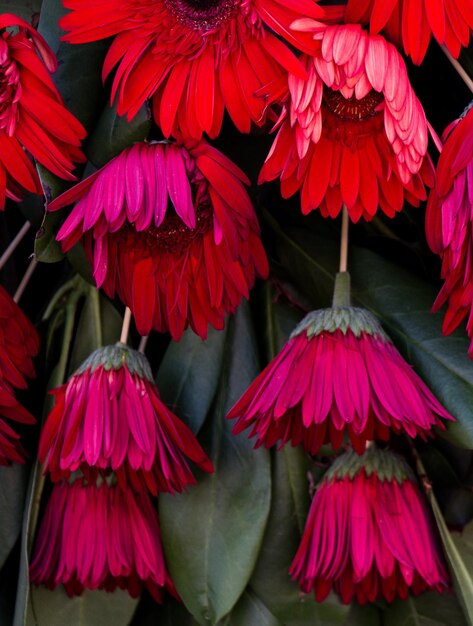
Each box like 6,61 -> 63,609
59,0 -> 329,139
0,14 -> 86,207
259,23 -> 433,222
39,343 -> 214,495
228,283 -> 453,453
48,139 -> 268,339
30,478 -> 177,601
290,446 -> 449,604
426,104 -> 473,356
345,0 -> 473,65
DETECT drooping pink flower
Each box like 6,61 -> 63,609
228,296 -> 453,454
259,23 -> 434,222
48,139 -> 268,339
290,446 -> 449,604
59,0 -> 332,139
39,343 -> 214,495
0,381 -> 35,465
0,14 -> 86,208
426,104 -> 473,356
345,0 -> 473,65
30,478 -> 177,601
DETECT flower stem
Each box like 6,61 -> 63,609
14,256 -> 38,303
119,306 -> 132,345
0,221 -> 31,271
138,335 -> 149,354
339,205 -> 349,273
441,45 -> 473,94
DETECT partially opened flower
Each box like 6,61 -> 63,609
290,446 -> 449,604
0,381 -> 35,465
426,104 -> 473,356
39,343 -> 214,495
0,284 -> 40,391
0,14 -> 86,207
345,0 -> 473,65
59,0 -> 330,139
48,140 -> 268,339
259,24 -> 433,222
30,478 -> 177,601
228,275 -> 453,453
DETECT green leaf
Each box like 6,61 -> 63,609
0,1 -> 41,21
34,208 -> 65,263
159,303 -> 271,626
268,222 -> 473,449
250,447 -> 347,626
0,465 -> 28,570
430,501 -> 473,626
383,592 -> 468,626
87,100 -> 152,169
219,590 -> 282,626
29,588 -> 137,626
157,325 -> 228,434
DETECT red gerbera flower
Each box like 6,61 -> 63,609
345,0 -> 473,65
39,343 -> 214,495
259,23 -> 434,222
228,284 -> 453,453
290,446 -> 449,604
0,14 -> 86,208
0,284 -> 39,390
48,140 -> 268,339
426,104 -> 473,355
30,478 -> 178,601
58,0 -> 330,139
0,381 -> 35,465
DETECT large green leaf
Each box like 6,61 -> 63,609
383,593 -> 468,626
29,588 -> 137,626
0,465 -> 28,570
157,325 -> 228,434
0,1 -> 41,21
267,221 -> 473,449
219,590 -> 282,626
159,303 -> 271,625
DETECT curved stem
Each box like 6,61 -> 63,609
138,335 -> 149,354
339,205 -> 349,273
441,45 -> 473,94
14,257 -> 38,303
0,222 -> 31,271
119,306 -> 132,345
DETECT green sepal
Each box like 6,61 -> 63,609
324,446 -> 416,485
75,343 -> 153,381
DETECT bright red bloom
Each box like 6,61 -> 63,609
59,0 -> 329,139
259,23 -> 433,222
0,14 -> 86,208
228,303 -> 453,454
426,104 -> 473,356
39,344 -> 214,495
0,381 -> 35,465
48,140 -> 268,339
30,478 -> 177,601
290,447 -> 449,604
0,284 -> 40,390
345,0 -> 473,65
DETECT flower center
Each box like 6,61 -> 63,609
122,202 -> 214,255
323,90 -> 384,121
163,0 -> 238,31
0,36 -> 21,136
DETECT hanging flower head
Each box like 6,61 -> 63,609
259,23 -> 433,222
59,0 -> 331,139
48,139 -> 268,340
291,446 -> 449,604
0,14 -> 86,208
345,0 -> 473,65
30,478 -> 177,601
426,104 -> 473,356
39,343 -> 214,495
0,284 -> 40,391
0,381 -> 35,465
228,274 -> 453,454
